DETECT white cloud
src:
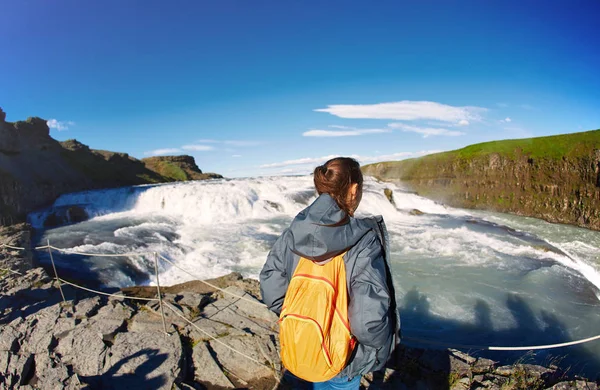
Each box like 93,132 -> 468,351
328,125 -> 352,129
224,140 -> 261,147
190,139 -> 261,147
500,117 -> 512,123
279,168 -> 308,175
315,100 -> 486,124
260,155 -> 340,168
355,150 -> 443,165
144,148 -> 182,156
182,144 -> 214,151
260,150 -> 441,169
47,119 -> 75,131
457,119 -> 470,126
388,123 -> 465,137
232,154 -> 242,158
303,128 -> 391,137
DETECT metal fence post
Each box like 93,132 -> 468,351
47,239 -> 66,304
154,252 -> 168,334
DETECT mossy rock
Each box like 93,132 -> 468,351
384,188 -> 395,205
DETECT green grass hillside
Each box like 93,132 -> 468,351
364,129 -> 600,180
363,129 -> 600,230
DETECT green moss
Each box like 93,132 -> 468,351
191,338 -> 202,348
153,161 -> 188,181
456,130 -> 600,160
136,173 -> 165,183
448,372 -> 463,388
188,306 -> 202,319
500,366 -> 545,390
363,129 -> 600,179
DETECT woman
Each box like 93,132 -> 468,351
260,157 -> 400,389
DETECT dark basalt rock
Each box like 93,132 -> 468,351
0,108 -> 222,227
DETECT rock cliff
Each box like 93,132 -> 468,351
363,130 -> 600,230
142,155 -> 223,181
0,108 -> 221,226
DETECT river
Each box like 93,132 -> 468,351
28,175 -> 600,378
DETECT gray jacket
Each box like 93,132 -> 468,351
260,193 -> 400,379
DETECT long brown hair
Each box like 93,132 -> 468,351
313,157 -> 363,219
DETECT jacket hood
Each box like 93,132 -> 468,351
288,193 -> 371,261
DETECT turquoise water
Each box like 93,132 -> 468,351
30,175 -> 600,378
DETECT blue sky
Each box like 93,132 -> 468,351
1,1 -> 599,177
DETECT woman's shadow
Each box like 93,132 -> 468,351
79,349 -> 168,390
376,287 -> 600,389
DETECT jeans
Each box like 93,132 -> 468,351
282,371 -> 361,390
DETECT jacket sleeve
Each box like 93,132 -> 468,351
348,231 -> 392,349
259,230 -> 290,315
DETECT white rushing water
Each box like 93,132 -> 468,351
29,175 -> 600,376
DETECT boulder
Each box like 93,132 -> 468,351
173,292 -> 210,316
33,353 -> 72,389
216,286 -> 279,324
201,292 -> 278,336
472,357 -> 496,373
209,334 -> 274,384
17,305 -> 61,355
550,381 -> 599,390
72,296 -> 102,319
0,352 -> 34,388
43,205 -> 89,227
56,326 -> 108,376
191,342 -> 234,388
384,188 -> 395,206
0,324 -> 21,352
129,300 -> 185,333
88,301 -> 133,338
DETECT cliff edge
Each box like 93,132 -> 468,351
0,108 -> 222,226
142,155 -> 223,181
363,129 -> 600,231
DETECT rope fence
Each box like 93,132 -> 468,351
402,335 -> 600,351
2,240 -> 600,367
158,253 -> 267,307
163,301 -> 272,368
1,241 -> 274,371
57,278 -> 159,302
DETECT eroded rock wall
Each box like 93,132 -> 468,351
0,108 -> 220,226
363,130 -> 600,230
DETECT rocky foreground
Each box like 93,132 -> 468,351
0,264 -> 598,390
0,225 -> 598,390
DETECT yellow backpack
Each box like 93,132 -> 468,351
279,251 -> 356,382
